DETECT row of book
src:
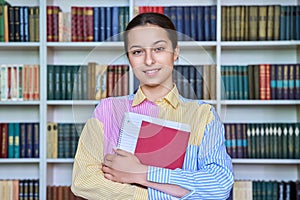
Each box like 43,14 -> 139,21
0,2 -> 39,42
47,64 -> 129,101
0,179 -> 39,200
222,5 -> 300,41
221,64 -> 300,100
225,123 -> 300,159
233,180 -> 300,200
0,123 -> 39,159
140,6 -> 217,41
172,65 -> 216,100
0,64 -> 40,101
47,6 -> 129,42
47,122 -> 84,159
47,185 -> 85,200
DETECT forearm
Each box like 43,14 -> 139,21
141,179 -> 190,198
71,118 -> 148,200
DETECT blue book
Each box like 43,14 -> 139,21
99,7 -> 106,42
14,123 -> 20,158
105,7 -> 112,41
190,6 -> 197,41
270,64 -> 277,100
20,123 -> 26,158
33,123 -> 39,158
93,7 -> 99,41
111,6 -> 119,41
169,7 -> 177,33
19,6 -> 24,42
280,6 -> 287,40
276,64 -> 284,99
183,6 -> 191,40
295,64 -> 300,99
26,123 -> 33,158
196,6 -> 204,41
221,66 -> 226,99
23,6 -> 29,42
176,7 -> 184,40
204,6 -> 211,41
288,64 -> 295,99
210,5 -> 217,41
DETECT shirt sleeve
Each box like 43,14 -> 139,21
147,107 -> 234,200
71,118 -> 148,200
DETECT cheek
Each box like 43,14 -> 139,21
128,56 -> 144,68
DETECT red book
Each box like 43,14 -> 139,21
265,64 -> 271,100
259,64 -> 267,100
47,6 -> 54,42
117,112 -> 191,170
71,7 -> 78,42
83,7 -> 93,42
1,123 -> 8,158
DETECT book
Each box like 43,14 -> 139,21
117,112 -> 191,170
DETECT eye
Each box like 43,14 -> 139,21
131,49 -> 144,56
154,47 -> 165,52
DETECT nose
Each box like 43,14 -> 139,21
145,49 -> 155,66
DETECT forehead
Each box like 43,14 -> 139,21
127,24 -> 170,47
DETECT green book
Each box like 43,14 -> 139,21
0,0 -> 4,42
255,123 -> 261,158
282,123 -> 288,159
295,123 -> 300,159
273,123 -> 279,159
264,124 -> 270,158
277,124 -> 283,159
8,123 -> 15,158
14,123 -> 20,158
288,123 -> 294,159
47,65 -> 54,100
259,124 -> 265,158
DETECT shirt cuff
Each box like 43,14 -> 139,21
147,166 -> 171,184
134,186 -> 148,200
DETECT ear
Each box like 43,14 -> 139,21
173,45 -> 179,62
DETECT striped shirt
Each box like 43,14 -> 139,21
71,85 -> 233,200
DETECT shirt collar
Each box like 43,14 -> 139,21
132,85 -> 179,109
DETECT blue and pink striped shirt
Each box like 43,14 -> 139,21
71,85 -> 233,200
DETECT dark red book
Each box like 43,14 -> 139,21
71,7 -> 78,42
47,6 -> 54,42
83,7 -> 93,42
117,112 -> 191,170
1,123 -> 8,158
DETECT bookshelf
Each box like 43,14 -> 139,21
0,0 -> 300,199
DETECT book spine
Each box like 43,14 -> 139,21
1,123 -> 8,158
8,123 -> 14,158
33,123 -> 39,158
288,64 -> 295,99
14,123 -> 20,158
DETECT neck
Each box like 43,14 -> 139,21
140,84 -> 173,102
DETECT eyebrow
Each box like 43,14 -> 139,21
129,40 -> 168,50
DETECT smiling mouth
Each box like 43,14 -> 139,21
144,69 -> 160,75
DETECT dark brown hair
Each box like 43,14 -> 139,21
124,12 -> 178,55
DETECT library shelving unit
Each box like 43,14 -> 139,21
0,0 -> 300,199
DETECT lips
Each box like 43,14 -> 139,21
143,68 -> 160,75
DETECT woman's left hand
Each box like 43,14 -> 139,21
102,149 -> 148,184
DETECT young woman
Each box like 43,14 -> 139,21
71,12 -> 233,199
